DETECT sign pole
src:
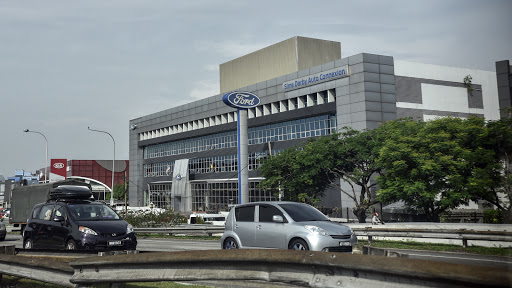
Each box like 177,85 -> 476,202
222,91 -> 260,205
238,109 -> 249,204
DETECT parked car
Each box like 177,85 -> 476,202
221,201 -> 357,252
0,219 -> 6,241
23,185 -> 137,250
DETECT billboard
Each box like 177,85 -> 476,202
50,159 -> 67,182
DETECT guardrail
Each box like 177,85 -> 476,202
134,225 -> 512,247
69,250 -> 511,287
351,227 -> 512,248
1,249 -> 510,288
134,225 -> 224,236
0,253 -> 74,287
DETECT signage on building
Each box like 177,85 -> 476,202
222,91 -> 260,109
50,159 -> 67,182
282,65 -> 350,91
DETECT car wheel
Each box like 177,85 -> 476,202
223,237 -> 239,249
24,238 -> 33,249
289,239 -> 309,250
66,240 -> 76,250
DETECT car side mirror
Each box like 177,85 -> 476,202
53,216 -> 65,222
273,215 -> 284,223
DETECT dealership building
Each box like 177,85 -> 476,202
128,36 -> 511,217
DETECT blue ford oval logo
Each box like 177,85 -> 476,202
222,91 -> 260,109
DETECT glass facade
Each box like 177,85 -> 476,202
144,132 -> 237,159
144,113 -> 336,160
190,181 -> 277,212
148,184 -> 173,209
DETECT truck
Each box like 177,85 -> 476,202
9,179 -> 91,233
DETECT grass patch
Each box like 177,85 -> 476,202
1,275 -> 210,288
358,239 -> 512,257
136,233 -> 221,241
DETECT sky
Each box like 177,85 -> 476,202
1,0 -> 511,177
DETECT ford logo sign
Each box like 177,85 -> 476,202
53,163 -> 65,169
222,91 -> 260,109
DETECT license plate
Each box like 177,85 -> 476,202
108,240 -> 122,246
339,242 -> 351,247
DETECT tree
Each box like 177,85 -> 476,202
320,128 -> 385,223
258,138 -> 332,204
113,182 -> 128,200
259,128 -> 385,223
468,116 -> 512,223
377,117 -> 498,221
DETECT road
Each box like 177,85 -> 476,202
1,232 -> 511,269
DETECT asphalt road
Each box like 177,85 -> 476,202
1,231 -> 511,269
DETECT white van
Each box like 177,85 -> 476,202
188,212 -> 227,226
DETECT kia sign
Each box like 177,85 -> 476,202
222,91 -> 260,109
53,163 -> 65,169
50,158 -> 67,182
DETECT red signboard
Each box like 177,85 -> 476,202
50,159 -> 67,181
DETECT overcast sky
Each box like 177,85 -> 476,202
1,0 -> 511,177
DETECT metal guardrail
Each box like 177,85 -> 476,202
1,249 -> 509,288
70,250 -> 512,287
134,225 -> 512,247
0,253 -> 74,287
134,225 -> 224,236
351,227 -> 512,248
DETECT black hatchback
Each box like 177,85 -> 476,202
23,186 -> 137,251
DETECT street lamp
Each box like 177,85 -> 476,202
23,129 -> 48,183
88,127 -> 115,206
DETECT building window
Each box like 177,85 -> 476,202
148,184 -> 173,209
191,181 -> 276,212
144,113 -> 337,161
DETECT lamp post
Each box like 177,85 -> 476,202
88,127 -> 115,206
23,129 -> 48,183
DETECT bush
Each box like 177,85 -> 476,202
119,209 -> 187,227
483,209 -> 504,224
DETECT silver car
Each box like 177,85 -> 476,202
221,201 -> 357,252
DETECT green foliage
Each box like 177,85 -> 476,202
377,116 -> 512,223
119,209 -> 187,228
484,210 -> 504,224
113,182 -> 128,200
259,128 -> 385,222
258,136 -> 334,204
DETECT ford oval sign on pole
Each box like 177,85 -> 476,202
222,91 -> 260,109
222,91 -> 260,205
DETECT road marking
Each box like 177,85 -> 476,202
407,253 -> 512,264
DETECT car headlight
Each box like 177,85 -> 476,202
126,224 -> 134,234
304,225 -> 329,236
79,226 -> 98,235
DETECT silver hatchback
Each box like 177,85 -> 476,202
221,202 -> 357,252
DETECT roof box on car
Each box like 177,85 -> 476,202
50,185 -> 93,200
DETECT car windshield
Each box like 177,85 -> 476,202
278,203 -> 329,222
67,203 -> 121,221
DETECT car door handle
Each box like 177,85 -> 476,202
235,224 -> 239,229
256,225 -> 262,230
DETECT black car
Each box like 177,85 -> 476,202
23,185 -> 137,250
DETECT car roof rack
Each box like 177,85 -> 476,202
49,185 -> 94,201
